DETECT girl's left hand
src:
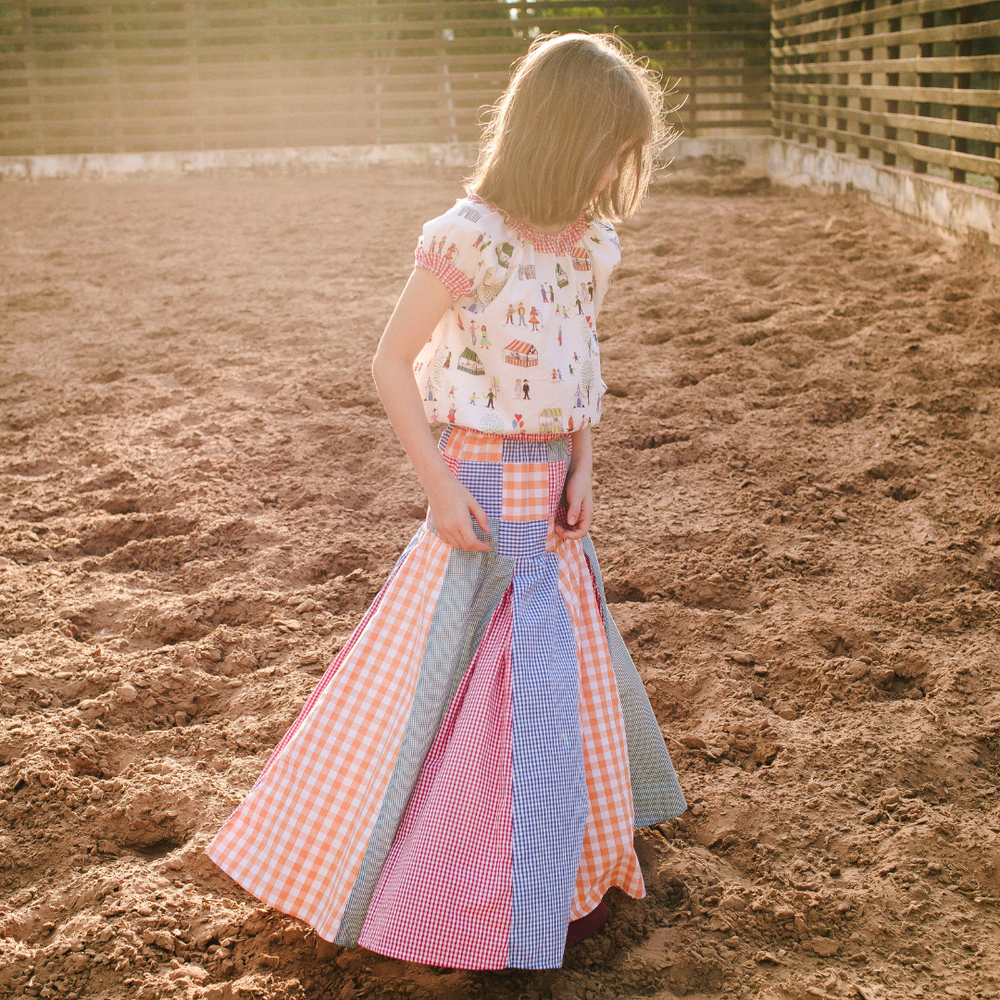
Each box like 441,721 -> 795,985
554,468 -> 593,540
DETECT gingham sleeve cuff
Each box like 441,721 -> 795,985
414,247 -> 473,302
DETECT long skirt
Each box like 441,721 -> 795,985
207,425 -> 686,970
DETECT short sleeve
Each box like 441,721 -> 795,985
414,201 -> 493,304
588,220 -> 621,319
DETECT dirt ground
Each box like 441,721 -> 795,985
1,165 -> 999,1000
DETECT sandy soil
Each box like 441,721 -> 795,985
1,166 -> 999,1000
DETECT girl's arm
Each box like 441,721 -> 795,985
372,268 -> 491,552
554,425 -> 594,540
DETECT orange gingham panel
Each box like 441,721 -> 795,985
443,426 -> 504,465
557,539 -> 644,919
207,530 -> 451,941
501,462 -> 550,522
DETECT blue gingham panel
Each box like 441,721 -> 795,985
502,438 -> 552,465
457,460 -> 504,520
436,425 -> 454,452
509,552 -> 587,970
497,519 -> 549,559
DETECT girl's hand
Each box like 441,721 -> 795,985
555,425 -> 594,541
372,268 -> 493,551
555,467 -> 593,540
425,468 -> 491,552
370,267 -> 489,553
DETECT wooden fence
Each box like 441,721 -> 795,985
0,1 -> 771,157
771,0 -> 1000,192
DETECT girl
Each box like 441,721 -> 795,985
208,32 -> 686,971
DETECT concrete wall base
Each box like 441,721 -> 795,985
0,142 -> 482,180
769,138 -> 1000,253
665,135 -> 772,176
0,135 -> 774,182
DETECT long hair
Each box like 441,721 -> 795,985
467,33 -> 674,231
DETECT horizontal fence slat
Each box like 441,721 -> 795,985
691,118 -> 772,128
0,125 -> 487,155
3,41 -> 771,69
0,89 -> 773,120
0,108 -> 487,133
772,124 -> 1000,178
2,53 -> 773,84
1,90 -> 505,112
8,34 -> 770,61
0,88 -> 773,117
11,41 -> 768,68
771,0 -> 965,27
5,56 -> 770,80
772,99 -> 1000,144
772,19 -> 1000,58
8,20 -> 771,50
0,75 -> 769,103
771,54 -> 1000,75
0,67 -> 513,89
0,122 -> 769,144
771,82 -> 1000,109
9,3 -> 773,31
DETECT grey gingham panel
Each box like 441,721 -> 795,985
580,534 -> 687,827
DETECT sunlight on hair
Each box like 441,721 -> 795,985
467,33 -> 681,232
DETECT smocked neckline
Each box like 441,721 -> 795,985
467,194 -> 589,255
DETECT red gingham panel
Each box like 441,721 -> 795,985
545,460 -> 569,552
547,460 -> 568,521
358,588 -> 515,969
445,425 -> 568,447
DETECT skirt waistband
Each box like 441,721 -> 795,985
438,424 -> 572,462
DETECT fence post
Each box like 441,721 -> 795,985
433,0 -> 457,144
102,1 -> 125,154
951,4 -> 972,184
185,0 -> 204,151
266,0 -> 285,149
687,4 -> 698,137
19,1 -> 42,155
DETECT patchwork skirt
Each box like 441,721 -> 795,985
207,425 -> 686,970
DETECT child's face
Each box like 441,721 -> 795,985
595,159 -> 619,195
594,142 -> 633,197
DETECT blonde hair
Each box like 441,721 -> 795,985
467,32 -> 673,231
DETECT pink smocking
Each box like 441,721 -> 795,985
467,195 -> 588,256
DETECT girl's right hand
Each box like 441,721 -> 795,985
372,268 -> 490,554
425,471 -> 491,552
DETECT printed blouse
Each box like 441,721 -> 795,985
412,195 -> 620,436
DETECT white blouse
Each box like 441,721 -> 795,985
412,195 -> 620,436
